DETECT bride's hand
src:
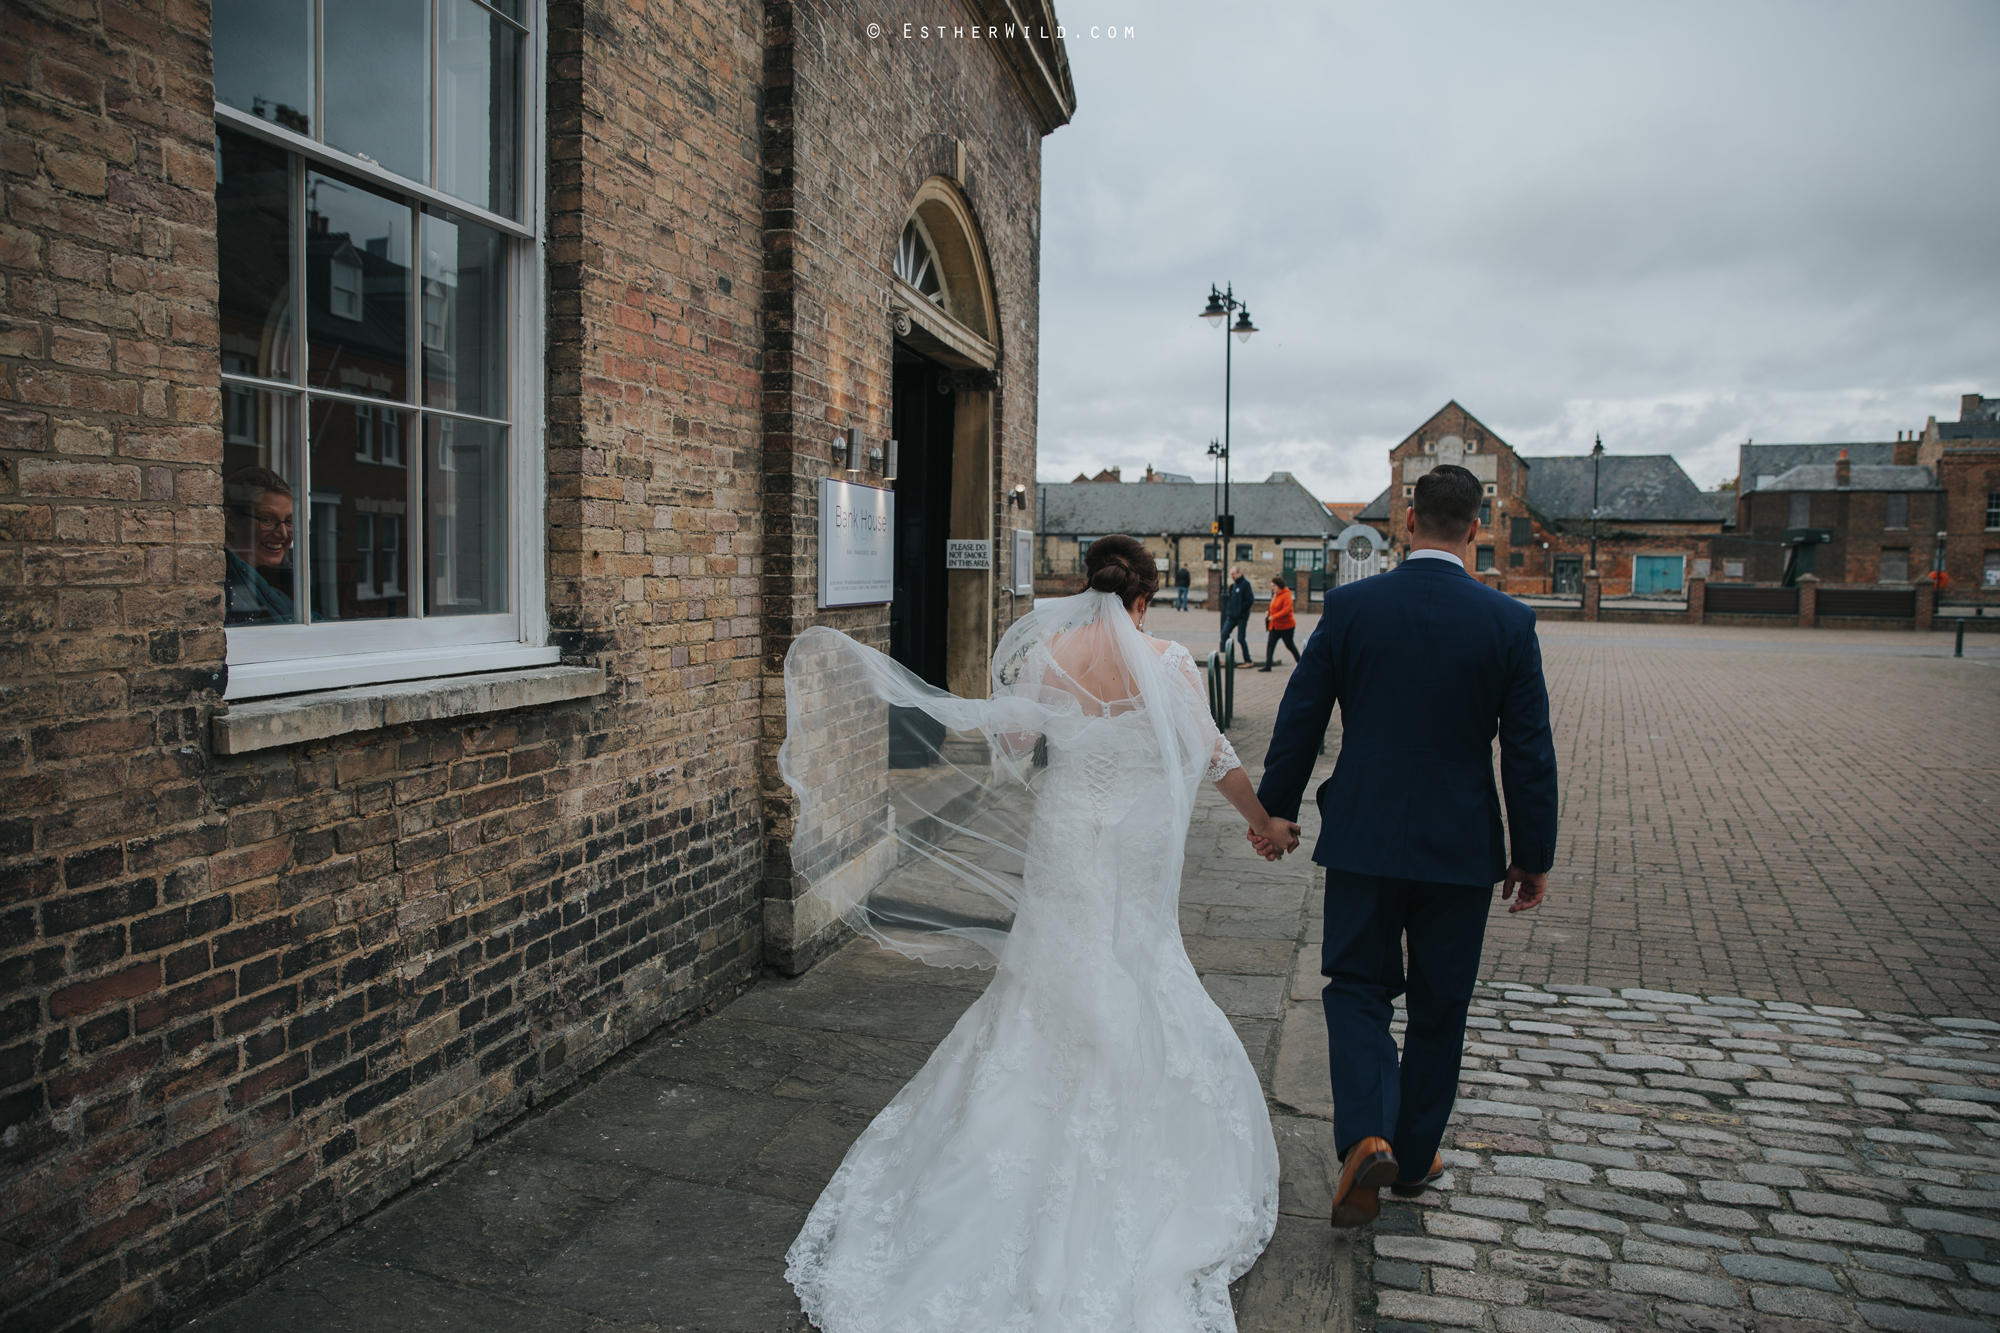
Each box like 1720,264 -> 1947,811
1246,818 -> 1301,860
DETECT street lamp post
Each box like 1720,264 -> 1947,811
1589,434 -> 1605,575
1207,437 -> 1224,538
1199,284 -> 1257,559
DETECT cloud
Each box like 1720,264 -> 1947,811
1034,0 -> 2000,505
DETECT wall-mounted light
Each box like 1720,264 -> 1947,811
1007,484 -> 1028,510
883,438 -> 899,483
831,431 -> 850,471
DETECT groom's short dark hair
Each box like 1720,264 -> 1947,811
1412,465 -> 1482,537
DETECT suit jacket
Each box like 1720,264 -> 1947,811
1224,577 -> 1255,621
1256,557 -> 1558,886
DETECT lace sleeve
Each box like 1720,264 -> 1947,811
1160,641 -> 1243,783
1206,735 -> 1242,782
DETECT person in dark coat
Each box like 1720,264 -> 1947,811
1251,464 -> 1559,1230
1174,562 -> 1192,611
1219,566 -> 1254,662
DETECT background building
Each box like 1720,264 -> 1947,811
1355,402 -> 1726,596
1918,393 -> 2000,600
1033,471 -> 1340,602
0,2 -> 1071,1327
1720,451 -> 1943,586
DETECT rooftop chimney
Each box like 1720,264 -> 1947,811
1893,433 -> 1917,466
1835,449 -> 1851,488
1964,393 -> 1984,421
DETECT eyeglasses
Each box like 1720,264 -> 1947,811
252,512 -> 295,532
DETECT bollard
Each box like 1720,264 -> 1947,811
1957,619 -> 1965,658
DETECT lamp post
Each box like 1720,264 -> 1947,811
1589,434 -> 1605,575
1199,284 -> 1257,555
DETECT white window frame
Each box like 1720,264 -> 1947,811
216,5 -> 551,700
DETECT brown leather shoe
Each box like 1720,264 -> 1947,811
1331,1136 -> 1399,1228
1390,1152 -> 1445,1198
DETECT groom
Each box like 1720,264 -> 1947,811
1251,464 -> 1558,1229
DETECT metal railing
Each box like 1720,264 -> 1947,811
1206,643 -> 1236,731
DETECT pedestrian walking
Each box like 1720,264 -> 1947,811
1257,575 -> 1300,671
1220,565 -> 1254,662
1174,562 -> 1192,611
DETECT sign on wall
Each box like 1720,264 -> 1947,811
1012,528 -> 1033,594
818,477 -> 895,608
944,539 -> 991,570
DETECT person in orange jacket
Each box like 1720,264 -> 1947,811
1258,574 -> 1301,671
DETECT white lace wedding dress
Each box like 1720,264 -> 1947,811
782,606 -> 1280,1333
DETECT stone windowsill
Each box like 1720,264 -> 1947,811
211,666 -> 608,755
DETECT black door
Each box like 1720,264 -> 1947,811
889,345 -> 954,766
1553,555 -> 1583,594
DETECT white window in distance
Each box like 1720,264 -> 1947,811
1985,551 -> 2000,589
1724,560 -> 1745,578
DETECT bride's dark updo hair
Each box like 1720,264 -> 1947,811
1084,534 -> 1160,609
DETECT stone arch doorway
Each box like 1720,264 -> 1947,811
888,179 -> 1000,703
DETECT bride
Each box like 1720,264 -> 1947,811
778,534 -> 1301,1333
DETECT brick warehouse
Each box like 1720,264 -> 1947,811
0,2 -> 1072,1328
1354,401 -> 1727,596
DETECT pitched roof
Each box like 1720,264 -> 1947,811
1937,421 -> 2000,441
1755,463 -> 1938,492
1036,476 -> 1340,539
1520,454 -> 1728,523
1738,442 -> 1894,490
1356,486 -> 1392,521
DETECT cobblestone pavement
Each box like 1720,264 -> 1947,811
1364,983 -> 2000,1333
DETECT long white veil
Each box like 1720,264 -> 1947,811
778,590 -> 1222,969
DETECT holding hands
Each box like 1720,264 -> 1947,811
1245,816 -> 1301,862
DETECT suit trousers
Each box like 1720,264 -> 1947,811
1321,869 -> 1490,1178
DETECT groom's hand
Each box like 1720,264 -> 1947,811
1246,820 -> 1301,861
1500,865 -> 1548,913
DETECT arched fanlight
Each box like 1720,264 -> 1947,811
895,219 -> 945,308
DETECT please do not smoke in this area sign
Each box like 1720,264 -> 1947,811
944,540 -> 991,570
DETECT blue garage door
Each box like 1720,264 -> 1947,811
1633,555 -> 1685,594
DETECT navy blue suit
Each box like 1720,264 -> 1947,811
1256,555 -> 1557,1176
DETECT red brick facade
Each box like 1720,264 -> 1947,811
1918,395 -> 2000,601
0,2 -> 1067,1327
1380,403 -> 1724,597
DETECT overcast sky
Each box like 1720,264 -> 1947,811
1033,0 -> 2000,504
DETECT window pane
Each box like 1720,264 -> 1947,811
1476,546 -> 1495,571
212,0 -> 313,134
1879,549 -> 1908,584
307,169 -> 412,402
1789,492 -> 1811,527
438,0 -> 522,219
1885,493 -> 1908,529
309,398 -> 415,620
223,393 -> 303,626
323,0 -> 429,184
425,417 -> 509,615
421,209 -> 508,418
484,0 -> 526,23
218,130 -> 297,383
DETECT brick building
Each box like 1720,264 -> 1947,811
0,2 -> 1072,1328
1918,393 -> 2000,598
1354,402 -> 1726,596
1719,450 -> 1943,586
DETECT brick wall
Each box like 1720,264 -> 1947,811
4,1 -> 1059,1326
0,2 -> 790,1327
1936,448 -> 2000,600
757,1 -> 1048,971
